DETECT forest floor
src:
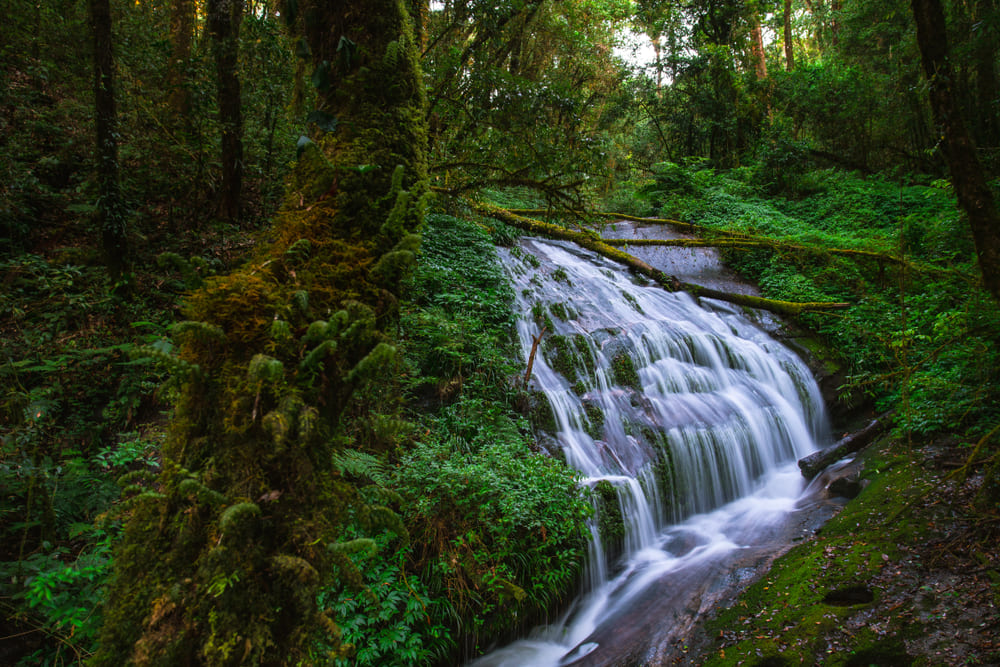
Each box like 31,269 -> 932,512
679,434 -> 1000,666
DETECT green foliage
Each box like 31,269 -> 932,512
402,214 -> 519,403
338,210 -> 588,661
396,399 -> 589,652
317,533 -> 453,667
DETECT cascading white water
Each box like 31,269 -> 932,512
470,236 -> 830,666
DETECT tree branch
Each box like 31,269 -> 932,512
468,200 -> 852,317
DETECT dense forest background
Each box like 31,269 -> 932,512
1,0 -> 999,664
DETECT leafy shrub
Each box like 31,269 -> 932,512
397,400 -> 589,653
317,533 -> 452,667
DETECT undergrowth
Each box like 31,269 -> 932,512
315,212 -> 590,665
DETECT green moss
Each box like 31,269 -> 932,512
572,335 -> 596,374
549,301 -> 570,321
92,1 -> 431,664
622,290 -> 644,314
592,480 -> 625,563
542,335 -> 579,385
611,351 -> 641,390
583,402 -> 605,440
701,437 -> 940,667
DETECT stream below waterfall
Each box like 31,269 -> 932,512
470,226 -> 840,666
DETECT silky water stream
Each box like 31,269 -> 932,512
471,236 -> 833,666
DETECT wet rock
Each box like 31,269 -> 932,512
828,471 -> 866,499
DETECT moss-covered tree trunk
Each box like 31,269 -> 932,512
92,1 -> 427,664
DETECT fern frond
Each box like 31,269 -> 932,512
331,449 -> 388,482
130,344 -> 203,380
292,290 -> 309,315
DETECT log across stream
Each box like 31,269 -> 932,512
470,225 -> 846,666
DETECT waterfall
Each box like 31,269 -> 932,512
471,236 -> 830,666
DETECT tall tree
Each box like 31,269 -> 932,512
91,0 -> 429,663
750,14 -> 768,79
783,0 -> 795,69
207,0 -> 243,220
90,0 -> 127,279
912,0 -> 1000,301
167,0 -> 196,115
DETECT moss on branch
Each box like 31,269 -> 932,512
470,200 -> 851,318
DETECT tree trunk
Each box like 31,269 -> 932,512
784,0 -> 795,70
167,0 -> 195,115
90,0 -> 127,279
208,0 -> 244,221
750,18 -> 768,80
912,0 -> 1000,302
974,0 -> 999,152
91,1 -> 429,664
830,0 -> 840,45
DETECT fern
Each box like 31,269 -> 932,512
284,238 -> 313,265
331,449 -> 390,483
157,252 -> 207,289
383,40 -> 401,68
130,344 -> 203,380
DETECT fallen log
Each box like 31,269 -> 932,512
798,412 -> 895,479
504,208 -> 961,276
601,237 -> 904,264
505,208 -> 706,234
469,200 -> 852,318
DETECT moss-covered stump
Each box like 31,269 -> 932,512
93,2 -> 429,664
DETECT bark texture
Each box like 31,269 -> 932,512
167,0 -> 195,115
783,0 -> 795,70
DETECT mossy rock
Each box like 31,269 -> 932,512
528,390 -> 557,433
583,401 -> 605,440
611,350 -> 641,390
592,480 -> 626,564
542,334 -> 579,385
